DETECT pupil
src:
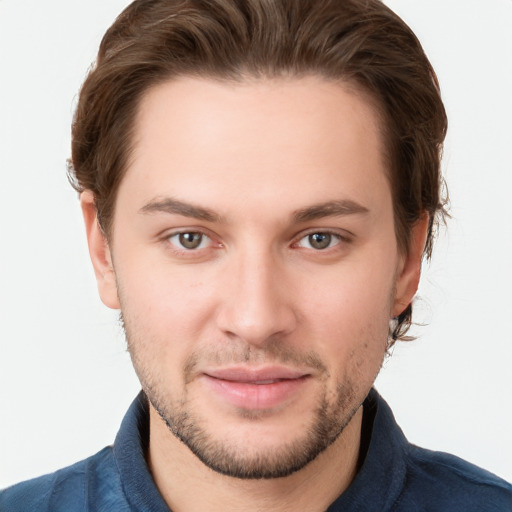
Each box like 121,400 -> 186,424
310,233 -> 331,250
179,232 -> 202,249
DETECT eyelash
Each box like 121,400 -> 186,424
164,229 -> 351,255
292,230 -> 349,251
166,231 -> 217,252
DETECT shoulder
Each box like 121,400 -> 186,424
397,444 -> 512,511
0,446 -> 129,512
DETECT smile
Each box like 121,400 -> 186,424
200,366 -> 311,411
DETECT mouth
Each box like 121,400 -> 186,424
200,366 -> 312,410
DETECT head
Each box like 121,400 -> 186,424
70,0 -> 447,344
72,0 -> 447,479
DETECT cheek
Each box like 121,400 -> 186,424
117,260 -> 220,350
301,261 -> 395,375
304,262 -> 396,330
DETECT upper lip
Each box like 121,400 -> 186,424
203,366 -> 310,383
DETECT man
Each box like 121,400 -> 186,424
1,0 -> 511,510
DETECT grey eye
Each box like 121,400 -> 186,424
178,232 -> 203,249
308,233 -> 332,250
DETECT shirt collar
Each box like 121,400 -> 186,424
327,389 -> 408,511
113,392 -> 171,512
114,389 -> 407,512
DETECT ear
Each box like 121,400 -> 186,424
80,191 -> 121,309
392,213 -> 430,317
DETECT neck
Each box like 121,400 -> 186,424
147,405 -> 363,512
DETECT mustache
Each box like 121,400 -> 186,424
183,342 -> 328,378
119,311 -> 328,376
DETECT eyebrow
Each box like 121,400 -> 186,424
139,197 -> 222,222
292,200 -> 369,222
139,197 -> 369,224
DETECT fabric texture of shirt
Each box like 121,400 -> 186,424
2,389 -> 511,511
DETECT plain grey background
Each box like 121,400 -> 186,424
1,0 -> 511,487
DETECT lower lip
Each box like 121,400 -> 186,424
202,375 -> 309,410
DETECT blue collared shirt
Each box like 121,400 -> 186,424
2,390 -> 511,511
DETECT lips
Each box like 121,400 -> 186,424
205,366 -> 308,382
201,366 -> 311,410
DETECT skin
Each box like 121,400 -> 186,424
82,76 -> 428,512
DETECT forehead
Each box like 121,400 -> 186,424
119,75 -> 390,220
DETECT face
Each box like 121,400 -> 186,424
84,76 -> 424,479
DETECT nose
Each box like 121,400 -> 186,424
215,248 -> 298,347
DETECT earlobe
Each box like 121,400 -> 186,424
392,213 -> 430,318
80,191 -> 121,310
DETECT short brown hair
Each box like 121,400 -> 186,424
68,0 -> 448,343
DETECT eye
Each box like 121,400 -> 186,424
296,232 -> 341,250
168,232 -> 210,250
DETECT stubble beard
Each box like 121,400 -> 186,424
123,320 -> 369,480
145,371 -> 362,479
